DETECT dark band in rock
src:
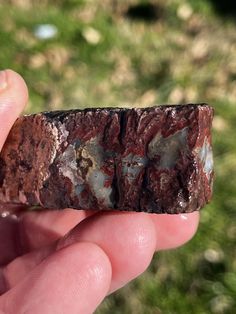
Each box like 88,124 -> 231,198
0,104 -> 214,214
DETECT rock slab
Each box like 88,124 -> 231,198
0,104 -> 214,214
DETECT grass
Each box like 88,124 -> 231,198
0,0 -> 236,312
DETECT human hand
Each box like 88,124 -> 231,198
0,70 -> 199,314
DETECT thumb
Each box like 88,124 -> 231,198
0,242 -> 112,314
0,70 -> 28,151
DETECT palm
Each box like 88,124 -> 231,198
0,70 -> 199,313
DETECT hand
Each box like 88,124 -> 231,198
0,70 -> 199,314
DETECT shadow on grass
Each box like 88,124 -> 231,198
125,2 -> 163,22
207,0 -> 236,19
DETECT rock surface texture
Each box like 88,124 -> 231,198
0,104 -> 214,214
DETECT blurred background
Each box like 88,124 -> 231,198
0,0 -> 235,313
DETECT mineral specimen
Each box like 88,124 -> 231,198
0,104 -> 214,214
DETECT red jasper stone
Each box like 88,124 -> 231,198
0,104 -> 214,214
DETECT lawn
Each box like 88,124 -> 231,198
0,0 -> 235,313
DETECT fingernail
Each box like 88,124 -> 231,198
0,70 -> 8,91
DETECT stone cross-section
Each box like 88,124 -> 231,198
0,104 -> 214,214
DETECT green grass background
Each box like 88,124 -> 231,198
0,0 -> 235,313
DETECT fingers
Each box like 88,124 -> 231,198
58,212 -> 157,293
3,212 -> 157,294
0,242 -> 111,314
0,69 -> 28,150
151,211 -> 200,250
2,211 -> 199,294
57,211 -> 199,292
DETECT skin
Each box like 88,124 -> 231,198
0,70 -> 200,314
